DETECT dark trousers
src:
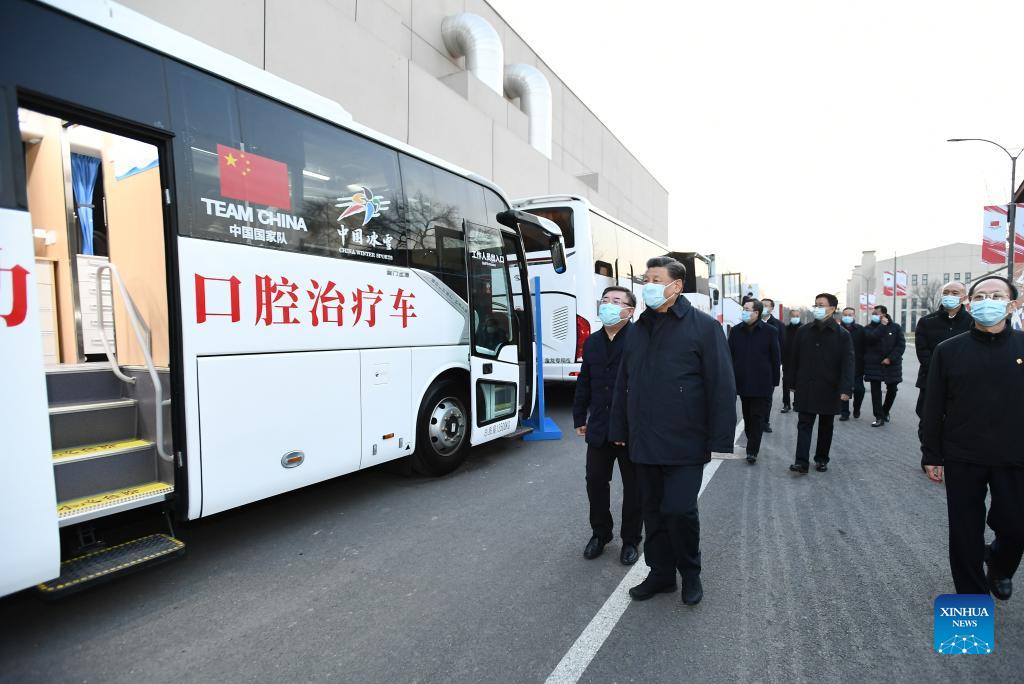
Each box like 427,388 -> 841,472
841,374 -> 866,417
782,386 -> 793,409
916,389 -> 926,463
944,461 -> 1024,594
870,380 -> 898,419
586,443 -> 642,545
763,394 -> 773,428
795,412 -> 835,465
635,463 -> 703,582
740,396 -> 770,456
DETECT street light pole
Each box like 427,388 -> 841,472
948,138 -> 1021,282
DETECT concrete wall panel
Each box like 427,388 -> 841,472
408,63 -> 492,177
411,0 -> 467,59
492,126 -> 549,201
357,0 -> 412,59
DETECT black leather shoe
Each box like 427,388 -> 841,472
628,576 -> 677,601
986,544 -> 1013,600
681,576 -> 703,605
839,414 -> 850,422
815,462 -> 828,472
871,419 -> 884,427
583,535 -> 610,560
780,406 -> 791,414
853,410 -> 861,419
620,543 -> 640,566
884,414 -> 891,423
763,425 -> 773,433
746,455 -> 757,464
789,463 -> 809,474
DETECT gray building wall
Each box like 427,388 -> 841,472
119,0 -> 670,243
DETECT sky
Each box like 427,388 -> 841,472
488,0 -> 1024,307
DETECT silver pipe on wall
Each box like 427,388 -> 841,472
441,13 -> 504,96
504,63 -> 552,159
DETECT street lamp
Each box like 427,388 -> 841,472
947,138 -> 1022,282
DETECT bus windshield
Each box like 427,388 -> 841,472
521,207 -> 574,251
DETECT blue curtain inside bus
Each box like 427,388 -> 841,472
71,153 -> 100,255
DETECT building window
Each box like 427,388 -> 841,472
922,274 -> 928,285
911,297 -> 918,309
965,271 -> 972,283
912,274 -> 918,286
943,272 -> 950,282
954,272 -> 961,280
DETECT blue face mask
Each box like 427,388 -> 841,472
741,310 -> 754,323
841,315 -> 854,325
812,307 -> 828,321
642,281 -> 677,309
761,311 -> 771,320
870,314 -> 881,324
970,299 -> 1009,327
942,295 -> 962,310
790,317 -> 801,325
598,303 -> 625,326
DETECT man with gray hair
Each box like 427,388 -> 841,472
914,281 -> 971,468
610,256 -> 736,606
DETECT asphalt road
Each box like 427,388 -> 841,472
2,356 -> 1022,682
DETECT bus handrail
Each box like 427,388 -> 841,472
95,263 -> 172,463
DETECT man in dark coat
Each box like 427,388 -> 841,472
573,286 -> 642,565
788,293 -> 854,474
914,281 -> 971,465
923,276 -> 1024,598
780,309 -> 802,412
610,257 -> 736,606
730,299 -> 781,464
839,306 -> 866,421
863,305 -> 905,427
760,298 -> 785,432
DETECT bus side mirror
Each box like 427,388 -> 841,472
712,290 -> 720,306
549,238 -> 567,274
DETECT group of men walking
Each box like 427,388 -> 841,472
572,261 -> 1023,603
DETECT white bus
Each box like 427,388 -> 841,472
0,0 -> 565,597
512,195 -> 721,381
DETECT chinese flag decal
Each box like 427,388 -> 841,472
217,144 -> 292,211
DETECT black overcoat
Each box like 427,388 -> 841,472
728,320 -> 781,397
572,322 -> 631,446
764,314 -> 786,358
840,322 -> 866,376
914,307 -> 972,388
608,297 -> 736,465
781,321 -> 801,389
863,321 -> 905,384
791,318 -> 854,415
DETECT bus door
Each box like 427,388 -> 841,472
0,206 -> 60,595
466,220 -> 522,444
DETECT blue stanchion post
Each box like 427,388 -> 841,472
523,275 -> 562,440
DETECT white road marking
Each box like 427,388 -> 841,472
544,458 -> 725,684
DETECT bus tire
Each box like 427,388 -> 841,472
411,382 -> 470,476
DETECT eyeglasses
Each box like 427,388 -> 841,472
970,293 -> 1011,302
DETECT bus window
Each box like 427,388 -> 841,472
400,155 -> 486,302
238,90 -> 404,263
167,62 -> 242,242
590,212 -> 617,278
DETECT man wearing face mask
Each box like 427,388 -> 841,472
922,276 -> 1024,599
838,307 -> 866,421
760,298 -> 785,433
573,286 -> 642,565
863,305 -> 905,428
780,309 -> 803,413
914,281 -> 971,468
729,299 -> 781,464
788,293 -> 854,474
609,257 -> 736,605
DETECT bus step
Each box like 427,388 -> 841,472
37,533 -> 185,598
57,482 -> 175,527
504,426 -> 535,439
52,438 -> 153,465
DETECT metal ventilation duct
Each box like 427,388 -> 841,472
441,13 -> 504,96
504,64 -> 552,159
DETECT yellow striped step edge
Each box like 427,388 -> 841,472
52,438 -> 152,464
57,482 -> 174,520
38,533 -> 185,595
